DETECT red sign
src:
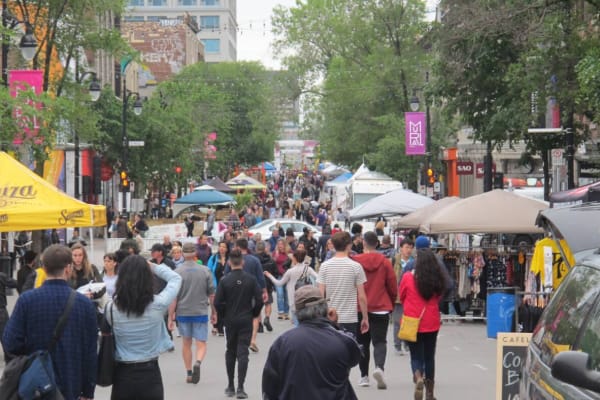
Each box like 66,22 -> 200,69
456,161 -> 474,175
475,162 -> 496,178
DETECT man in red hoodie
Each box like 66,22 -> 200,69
353,231 -> 398,390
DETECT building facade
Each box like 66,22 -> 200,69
124,0 -> 237,63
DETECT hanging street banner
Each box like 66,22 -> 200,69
9,70 -> 43,145
405,112 -> 427,155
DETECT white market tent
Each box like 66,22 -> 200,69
348,188 -> 434,220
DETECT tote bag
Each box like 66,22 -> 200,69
397,308 -> 426,342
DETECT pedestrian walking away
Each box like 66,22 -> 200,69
393,238 -> 414,355
3,244 -> 98,400
399,247 -> 448,400
215,249 -> 264,399
262,285 -> 361,400
107,255 -> 182,400
353,231 -> 398,390
169,242 -> 217,384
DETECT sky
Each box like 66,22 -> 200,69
236,0 -> 440,70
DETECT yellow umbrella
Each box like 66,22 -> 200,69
0,151 -> 106,232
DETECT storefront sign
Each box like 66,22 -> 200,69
496,332 -> 532,400
456,161 -> 474,175
405,112 -> 427,155
476,162 -> 496,178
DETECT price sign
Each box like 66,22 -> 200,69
496,332 -> 532,400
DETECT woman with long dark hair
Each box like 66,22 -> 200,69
108,255 -> 182,400
399,248 -> 447,400
207,241 -> 229,335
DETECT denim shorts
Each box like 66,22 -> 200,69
177,321 -> 208,341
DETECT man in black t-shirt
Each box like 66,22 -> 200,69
215,249 -> 263,399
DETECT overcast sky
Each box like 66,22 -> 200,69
236,0 -> 440,70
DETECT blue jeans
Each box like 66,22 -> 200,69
392,303 -> 404,350
407,331 -> 439,380
276,285 -> 289,314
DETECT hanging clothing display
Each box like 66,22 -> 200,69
529,238 -> 574,290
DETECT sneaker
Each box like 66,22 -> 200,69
359,376 -> 370,387
263,316 -> 273,332
373,368 -> 387,390
284,313 -> 290,320
394,347 -> 403,356
249,342 -> 259,353
277,313 -> 284,320
224,386 -> 235,397
191,362 -> 200,384
236,388 -> 248,399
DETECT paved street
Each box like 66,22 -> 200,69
1,239 -> 499,399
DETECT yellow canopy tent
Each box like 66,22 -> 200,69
0,151 -> 106,232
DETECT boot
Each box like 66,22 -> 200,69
425,379 -> 436,400
414,371 -> 424,400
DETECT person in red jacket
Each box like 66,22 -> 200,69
353,231 -> 398,390
399,247 -> 447,400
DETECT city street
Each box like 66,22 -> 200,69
1,239 -> 499,399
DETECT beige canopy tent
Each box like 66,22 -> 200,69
0,151 -> 106,232
423,189 -> 547,234
395,196 -> 461,233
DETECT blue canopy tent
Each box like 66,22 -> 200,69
173,186 -> 234,217
325,172 -> 353,187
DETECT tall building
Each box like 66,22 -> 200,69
124,0 -> 237,63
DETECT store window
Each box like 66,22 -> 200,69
201,0 -> 220,6
147,16 -> 167,22
200,16 -> 219,30
177,0 -> 197,5
148,0 -> 167,6
201,39 -> 220,54
128,0 -> 144,5
531,265 -> 600,366
124,16 -> 145,22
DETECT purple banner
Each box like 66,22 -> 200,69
405,112 -> 427,155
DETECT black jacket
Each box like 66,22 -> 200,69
214,269 -> 263,326
262,317 -> 360,400
256,252 -> 278,293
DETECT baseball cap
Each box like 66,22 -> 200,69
182,242 -> 196,254
415,235 -> 430,250
295,286 -> 327,311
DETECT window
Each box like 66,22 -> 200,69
148,0 -> 166,5
177,0 -> 197,5
578,288 -> 600,371
200,0 -> 220,6
147,16 -> 167,21
200,16 -> 219,30
124,16 -> 145,22
128,0 -> 144,5
532,265 -> 600,367
201,39 -> 220,54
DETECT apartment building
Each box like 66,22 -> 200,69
124,0 -> 237,63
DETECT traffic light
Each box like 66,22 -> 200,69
119,170 -> 129,192
427,168 -> 435,185
175,166 -> 182,174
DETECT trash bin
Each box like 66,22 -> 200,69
0,255 -> 13,296
486,287 -> 516,339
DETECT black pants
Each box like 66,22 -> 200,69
0,307 -> 8,363
339,322 -> 358,338
407,331 -> 438,380
225,320 -> 252,389
111,359 -> 163,400
357,313 -> 390,377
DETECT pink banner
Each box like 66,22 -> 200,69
405,112 -> 427,155
9,70 -> 43,145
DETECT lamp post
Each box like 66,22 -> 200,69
2,2 -> 38,86
410,72 -> 432,186
73,71 -> 100,199
120,75 -> 142,214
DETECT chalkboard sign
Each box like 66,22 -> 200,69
496,332 -> 532,400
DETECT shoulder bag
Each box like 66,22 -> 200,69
97,302 -> 115,387
397,307 -> 426,343
294,265 -> 313,290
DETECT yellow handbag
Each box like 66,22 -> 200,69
397,308 -> 426,342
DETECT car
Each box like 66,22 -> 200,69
519,255 -> 600,399
247,218 -> 322,241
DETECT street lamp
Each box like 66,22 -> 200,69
120,89 -> 142,214
73,71 -> 100,199
410,73 -> 432,186
1,3 -> 39,86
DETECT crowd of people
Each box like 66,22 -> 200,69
0,169 -> 454,399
